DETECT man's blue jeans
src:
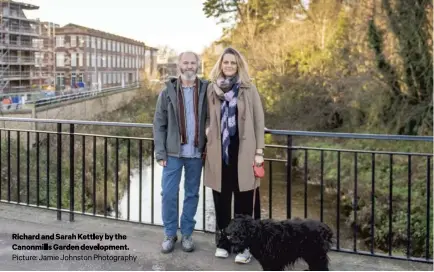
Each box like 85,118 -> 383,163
161,156 -> 202,237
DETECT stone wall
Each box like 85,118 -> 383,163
0,88 -> 140,146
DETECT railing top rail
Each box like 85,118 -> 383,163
0,117 -> 431,142
265,129 -> 433,142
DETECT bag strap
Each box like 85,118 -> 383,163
252,177 -> 258,219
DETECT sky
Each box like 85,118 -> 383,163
23,0 -> 224,54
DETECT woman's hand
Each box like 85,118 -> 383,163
254,149 -> 264,166
254,154 -> 264,166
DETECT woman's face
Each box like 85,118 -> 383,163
221,53 -> 238,77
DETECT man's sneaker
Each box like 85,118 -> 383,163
181,235 -> 195,252
215,248 -> 229,258
161,236 -> 177,254
235,248 -> 252,264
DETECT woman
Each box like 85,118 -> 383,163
204,47 -> 265,264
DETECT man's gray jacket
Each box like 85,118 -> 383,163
153,77 -> 209,161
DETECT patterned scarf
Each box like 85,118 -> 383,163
216,76 -> 240,165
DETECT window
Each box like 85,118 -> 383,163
70,35 -> 76,47
91,37 -> 95,48
56,36 -> 64,47
91,54 -> 96,67
86,36 -> 90,48
71,53 -> 77,67
79,36 -> 85,47
86,53 -> 90,67
79,53 -> 83,67
56,52 -> 65,67
91,73 -> 96,84
102,39 -> 106,51
97,38 -> 101,49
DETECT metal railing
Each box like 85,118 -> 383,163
0,40 -> 35,49
0,56 -> 35,64
0,117 -> 431,264
26,84 -> 140,108
0,70 -> 52,79
1,11 -> 38,22
0,25 -> 38,35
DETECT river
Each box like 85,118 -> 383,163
112,158 -> 363,251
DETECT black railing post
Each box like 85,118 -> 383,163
286,135 -> 293,219
269,160 -> 273,219
138,139 -> 142,222
7,130 -> 11,202
26,131 -> 30,205
69,124 -> 75,222
104,137 -> 108,217
81,135 -> 85,214
151,141 -> 155,225
57,123 -> 62,221
16,131 -> 20,204
115,138 -> 119,219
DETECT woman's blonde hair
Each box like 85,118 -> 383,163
209,47 -> 251,85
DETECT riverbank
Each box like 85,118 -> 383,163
265,134 -> 433,259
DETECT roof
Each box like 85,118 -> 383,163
57,23 -> 157,49
0,0 -> 39,10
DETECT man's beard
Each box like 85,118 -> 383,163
180,69 -> 197,81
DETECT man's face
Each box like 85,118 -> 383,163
179,53 -> 198,80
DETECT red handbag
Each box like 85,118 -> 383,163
253,162 -> 265,178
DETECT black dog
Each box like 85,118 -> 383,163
226,214 -> 333,271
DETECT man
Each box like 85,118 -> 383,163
153,51 -> 208,253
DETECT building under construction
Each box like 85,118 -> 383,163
0,0 -> 46,98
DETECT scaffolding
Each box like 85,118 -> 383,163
35,21 -> 57,91
0,0 -> 44,98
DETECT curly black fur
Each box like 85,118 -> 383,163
226,214 -> 333,271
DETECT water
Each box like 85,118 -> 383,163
114,161 -> 217,232
113,159 -> 356,250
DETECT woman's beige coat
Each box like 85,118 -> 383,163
203,81 -> 265,193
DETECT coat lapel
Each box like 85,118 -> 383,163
237,85 -> 246,139
166,81 -> 179,127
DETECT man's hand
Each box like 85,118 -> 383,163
205,127 -> 209,137
158,160 -> 167,167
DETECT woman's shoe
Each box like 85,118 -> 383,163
215,248 -> 229,258
235,249 -> 252,264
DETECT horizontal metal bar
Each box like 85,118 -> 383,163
265,129 -> 433,142
0,127 -> 154,141
332,247 -> 433,264
291,146 -> 433,157
264,158 -> 286,162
